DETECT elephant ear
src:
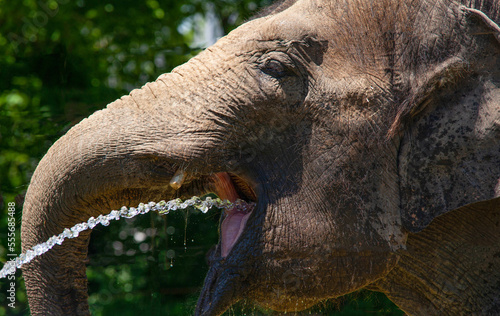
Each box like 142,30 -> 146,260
397,4 -> 500,232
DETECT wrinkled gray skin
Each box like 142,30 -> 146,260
21,0 -> 500,315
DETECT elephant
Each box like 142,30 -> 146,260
21,0 -> 500,315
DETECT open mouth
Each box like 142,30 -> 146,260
212,173 -> 256,257
171,171 -> 257,258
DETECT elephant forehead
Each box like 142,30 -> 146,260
226,1 -> 323,44
260,6 -> 323,41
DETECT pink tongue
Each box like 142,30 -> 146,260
221,207 -> 252,257
212,172 -> 254,257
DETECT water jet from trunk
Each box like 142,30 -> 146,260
0,196 -> 252,278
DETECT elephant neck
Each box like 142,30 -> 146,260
373,198 -> 500,315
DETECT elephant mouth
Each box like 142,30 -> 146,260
212,172 -> 257,257
173,171 -> 257,258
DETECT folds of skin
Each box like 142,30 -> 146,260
21,0 -> 500,315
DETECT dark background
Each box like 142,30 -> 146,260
0,0 -> 403,314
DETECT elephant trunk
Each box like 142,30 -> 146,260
20,65 -> 215,315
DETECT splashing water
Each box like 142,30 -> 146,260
0,196 -> 251,279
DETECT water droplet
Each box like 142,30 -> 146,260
169,169 -> 186,190
166,249 -> 175,258
134,231 -> 147,243
184,210 -> 189,251
62,228 -> 73,238
88,217 -> 97,229
166,226 -> 175,235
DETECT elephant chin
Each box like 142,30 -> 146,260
248,276 -> 325,312
256,298 -> 320,313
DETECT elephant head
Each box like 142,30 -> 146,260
21,0 -> 500,315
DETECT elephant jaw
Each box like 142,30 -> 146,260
212,172 -> 256,258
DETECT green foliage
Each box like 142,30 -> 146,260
0,1 -> 402,315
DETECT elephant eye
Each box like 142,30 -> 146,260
261,59 -> 289,78
259,53 -> 298,79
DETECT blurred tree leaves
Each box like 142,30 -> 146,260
0,0 -> 403,315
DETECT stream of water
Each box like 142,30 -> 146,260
0,196 -> 245,279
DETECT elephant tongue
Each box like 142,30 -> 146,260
212,173 -> 254,257
220,206 -> 252,257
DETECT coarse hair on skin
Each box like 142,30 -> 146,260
250,0 -> 298,20
250,0 -> 465,136
387,0 -> 500,137
249,0 -> 499,137
328,0 -> 500,137
320,0 -> 478,137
